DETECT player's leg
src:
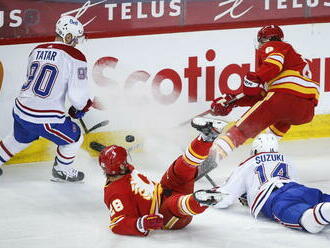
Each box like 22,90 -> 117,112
263,182 -> 330,233
0,115 -> 38,175
39,117 -> 84,182
212,92 -> 276,160
212,92 -> 313,161
159,118 -> 226,229
160,187 -> 224,230
160,139 -> 213,195
160,193 -> 206,230
160,118 -> 226,194
267,122 -> 291,140
300,202 -> 330,233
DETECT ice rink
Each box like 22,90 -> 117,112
1,135 -> 330,248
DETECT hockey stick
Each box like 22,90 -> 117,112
79,119 -> 110,134
89,141 -> 141,153
89,141 -> 105,152
178,93 -> 245,127
224,93 -> 245,107
205,174 -> 218,187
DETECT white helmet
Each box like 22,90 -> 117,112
251,134 -> 279,155
55,15 -> 84,46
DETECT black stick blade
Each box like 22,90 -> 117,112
90,142 -> 106,152
88,120 -> 110,133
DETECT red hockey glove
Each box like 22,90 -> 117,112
136,214 -> 163,233
243,72 -> 264,96
210,94 -> 236,116
68,99 -> 93,119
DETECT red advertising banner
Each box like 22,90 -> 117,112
1,0 -> 330,45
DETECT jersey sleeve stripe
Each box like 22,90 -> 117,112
264,58 -> 283,71
109,215 -> 125,229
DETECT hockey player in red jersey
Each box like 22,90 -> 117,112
208,25 -> 319,169
99,118 -> 225,236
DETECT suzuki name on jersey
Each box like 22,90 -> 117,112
255,154 -> 284,164
36,50 -> 57,61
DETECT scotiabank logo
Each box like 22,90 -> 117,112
92,49 -> 330,105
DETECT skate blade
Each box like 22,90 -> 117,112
50,177 -> 84,183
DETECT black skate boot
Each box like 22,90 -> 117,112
193,188 -> 225,206
191,117 -> 227,142
0,167 -> 3,176
51,161 -> 84,182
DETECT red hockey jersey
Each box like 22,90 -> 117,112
255,41 -> 320,105
104,169 -> 163,236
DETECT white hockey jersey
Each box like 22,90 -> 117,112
13,42 -> 91,124
215,152 -> 298,217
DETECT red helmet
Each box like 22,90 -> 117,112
98,145 -> 133,176
257,25 -> 284,43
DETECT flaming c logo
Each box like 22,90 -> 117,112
0,61 -> 3,92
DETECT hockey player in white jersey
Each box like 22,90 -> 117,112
0,15 -> 94,182
200,134 -> 330,233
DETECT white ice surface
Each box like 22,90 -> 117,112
1,137 -> 330,248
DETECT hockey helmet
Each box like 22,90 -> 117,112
251,134 -> 279,155
257,25 -> 284,44
99,145 -> 134,176
55,15 -> 84,46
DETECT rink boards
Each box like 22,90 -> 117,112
0,23 -> 330,164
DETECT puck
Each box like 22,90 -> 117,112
125,135 -> 135,143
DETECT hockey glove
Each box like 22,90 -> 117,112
136,214 -> 163,233
243,72 -> 264,96
210,94 -> 236,116
68,106 -> 85,119
68,99 -> 93,119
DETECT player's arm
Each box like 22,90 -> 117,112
256,42 -> 291,82
210,93 -> 264,116
243,43 -> 288,96
108,194 -> 163,236
67,57 -> 93,119
214,166 -> 247,209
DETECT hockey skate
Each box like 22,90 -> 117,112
191,117 -> 227,142
51,161 -> 84,183
0,167 -> 2,176
193,188 -> 225,206
191,117 -> 228,181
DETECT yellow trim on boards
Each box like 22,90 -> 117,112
2,114 -> 330,165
